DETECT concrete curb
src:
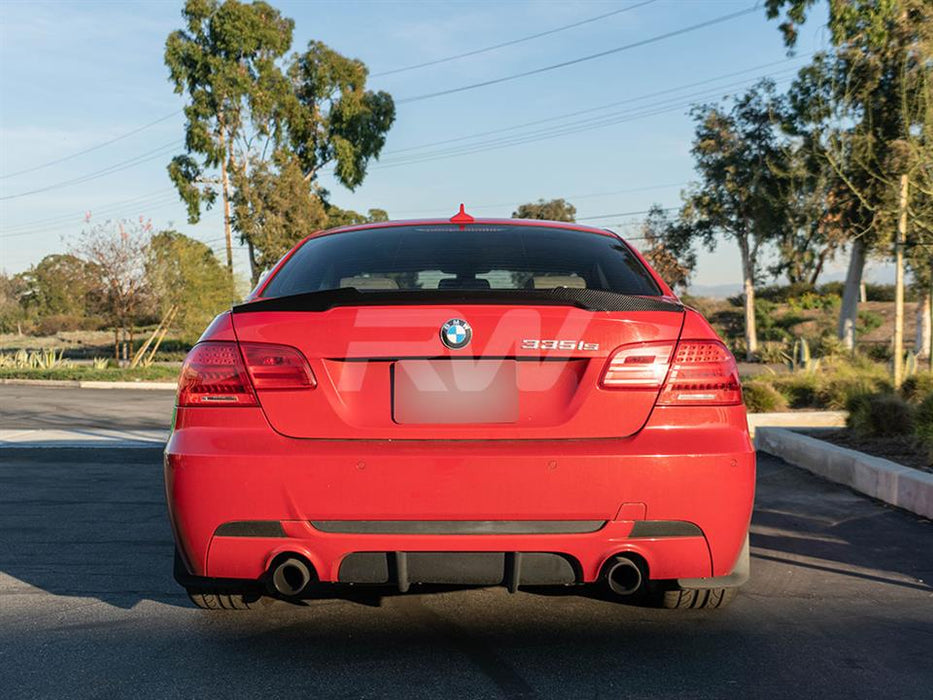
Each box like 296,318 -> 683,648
0,428 -> 169,447
756,427 -> 933,520
746,410 -> 846,438
0,378 -> 176,390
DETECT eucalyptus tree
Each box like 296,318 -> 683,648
679,80 -> 788,359
165,0 -> 293,272
165,1 -> 395,284
766,0 -> 933,351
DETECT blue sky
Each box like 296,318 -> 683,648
0,0 -> 855,292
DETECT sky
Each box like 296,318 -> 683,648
0,0 -> 879,295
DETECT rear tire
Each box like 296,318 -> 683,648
186,590 -> 259,610
658,586 -> 737,609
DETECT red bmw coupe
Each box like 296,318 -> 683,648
165,208 -> 754,610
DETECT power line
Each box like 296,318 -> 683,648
0,192 -> 183,239
0,141 -> 182,201
386,55 -> 808,157
397,4 -> 761,103
577,205 -> 678,221
391,182 -> 686,217
372,1 -> 657,77
0,110 -> 181,181
367,72 -> 799,170
0,187 -> 177,235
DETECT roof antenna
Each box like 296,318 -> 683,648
449,203 -> 474,226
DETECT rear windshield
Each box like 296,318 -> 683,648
262,224 -> 661,298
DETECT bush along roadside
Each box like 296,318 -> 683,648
742,354 -> 893,411
0,365 -> 180,383
838,379 -> 933,468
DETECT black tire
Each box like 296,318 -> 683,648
658,586 -> 737,609
186,590 -> 260,610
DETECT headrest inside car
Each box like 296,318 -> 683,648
339,276 -> 400,290
438,277 -> 492,289
533,275 -> 586,289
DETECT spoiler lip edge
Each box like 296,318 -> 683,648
232,288 -> 685,315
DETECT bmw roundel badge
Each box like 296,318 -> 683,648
440,318 -> 472,350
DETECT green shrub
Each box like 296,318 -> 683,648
864,283 -> 917,303
914,394 -> 933,465
756,283 -> 815,303
847,393 -> 915,438
753,355 -> 892,410
817,281 -> 844,296
817,357 -> 892,409
901,372 -> 933,404
816,334 -> 848,358
770,373 -> 821,408
862,343 -> 892,362
857,310 -> 883,334
756,341 -> 787,364
742,381 -> 788,413
756,300 -> 791,342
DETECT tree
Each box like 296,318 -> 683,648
72,219 -> 153,361
512,198 -> 577,222
681,81 -> 788,359
638,205 -> 696,292
0,272 -> 27,335
146,230 -> 235,340
769,117 -> 848,286
165,1 -> 395,285
324,205 -> 389,228
17,254 -> 100,319
766,1 -> 933,353
232,156 -> 328,278
165,0 -> 294,272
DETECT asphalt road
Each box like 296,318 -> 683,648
0,385 -> 174,430
0,445 -> 930,699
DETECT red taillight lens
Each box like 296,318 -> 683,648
240,342 -> 316,390
656,340 -> 741,406
600,341 -> 675,388
177,342 -> 257,407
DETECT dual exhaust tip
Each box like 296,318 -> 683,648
268,553 -> 644,598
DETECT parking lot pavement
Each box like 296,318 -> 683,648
0,385 -> 174,430
0,448 -> 930,699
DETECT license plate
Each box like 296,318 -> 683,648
393,360 -> 519,424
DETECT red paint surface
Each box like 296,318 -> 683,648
166,218 -> 755,590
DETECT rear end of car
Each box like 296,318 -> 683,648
165,218 -> 754,610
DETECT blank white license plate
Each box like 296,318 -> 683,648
393,360 -> 519,424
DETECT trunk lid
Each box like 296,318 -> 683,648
231,299 -> 684,439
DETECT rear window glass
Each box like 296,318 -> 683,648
262,224 -> 661,298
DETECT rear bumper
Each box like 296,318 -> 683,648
165,405 -> 755,587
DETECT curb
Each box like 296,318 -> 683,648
0,378 -> 177,391
756,427 -> 933,520
746,410 -> 846,438
0,429 -> 169,447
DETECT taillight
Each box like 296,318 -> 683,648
600,341 -> 675,388
177,342 -> 257,406
240,342 -> 316,390
177,341 -> 316,407
656,340 -> 741,406
601,339 -> 741,406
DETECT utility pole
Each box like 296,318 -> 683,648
893,174 -> 907,388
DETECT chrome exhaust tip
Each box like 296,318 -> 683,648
605,556 -> 644,596
270,556 -> 314,597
